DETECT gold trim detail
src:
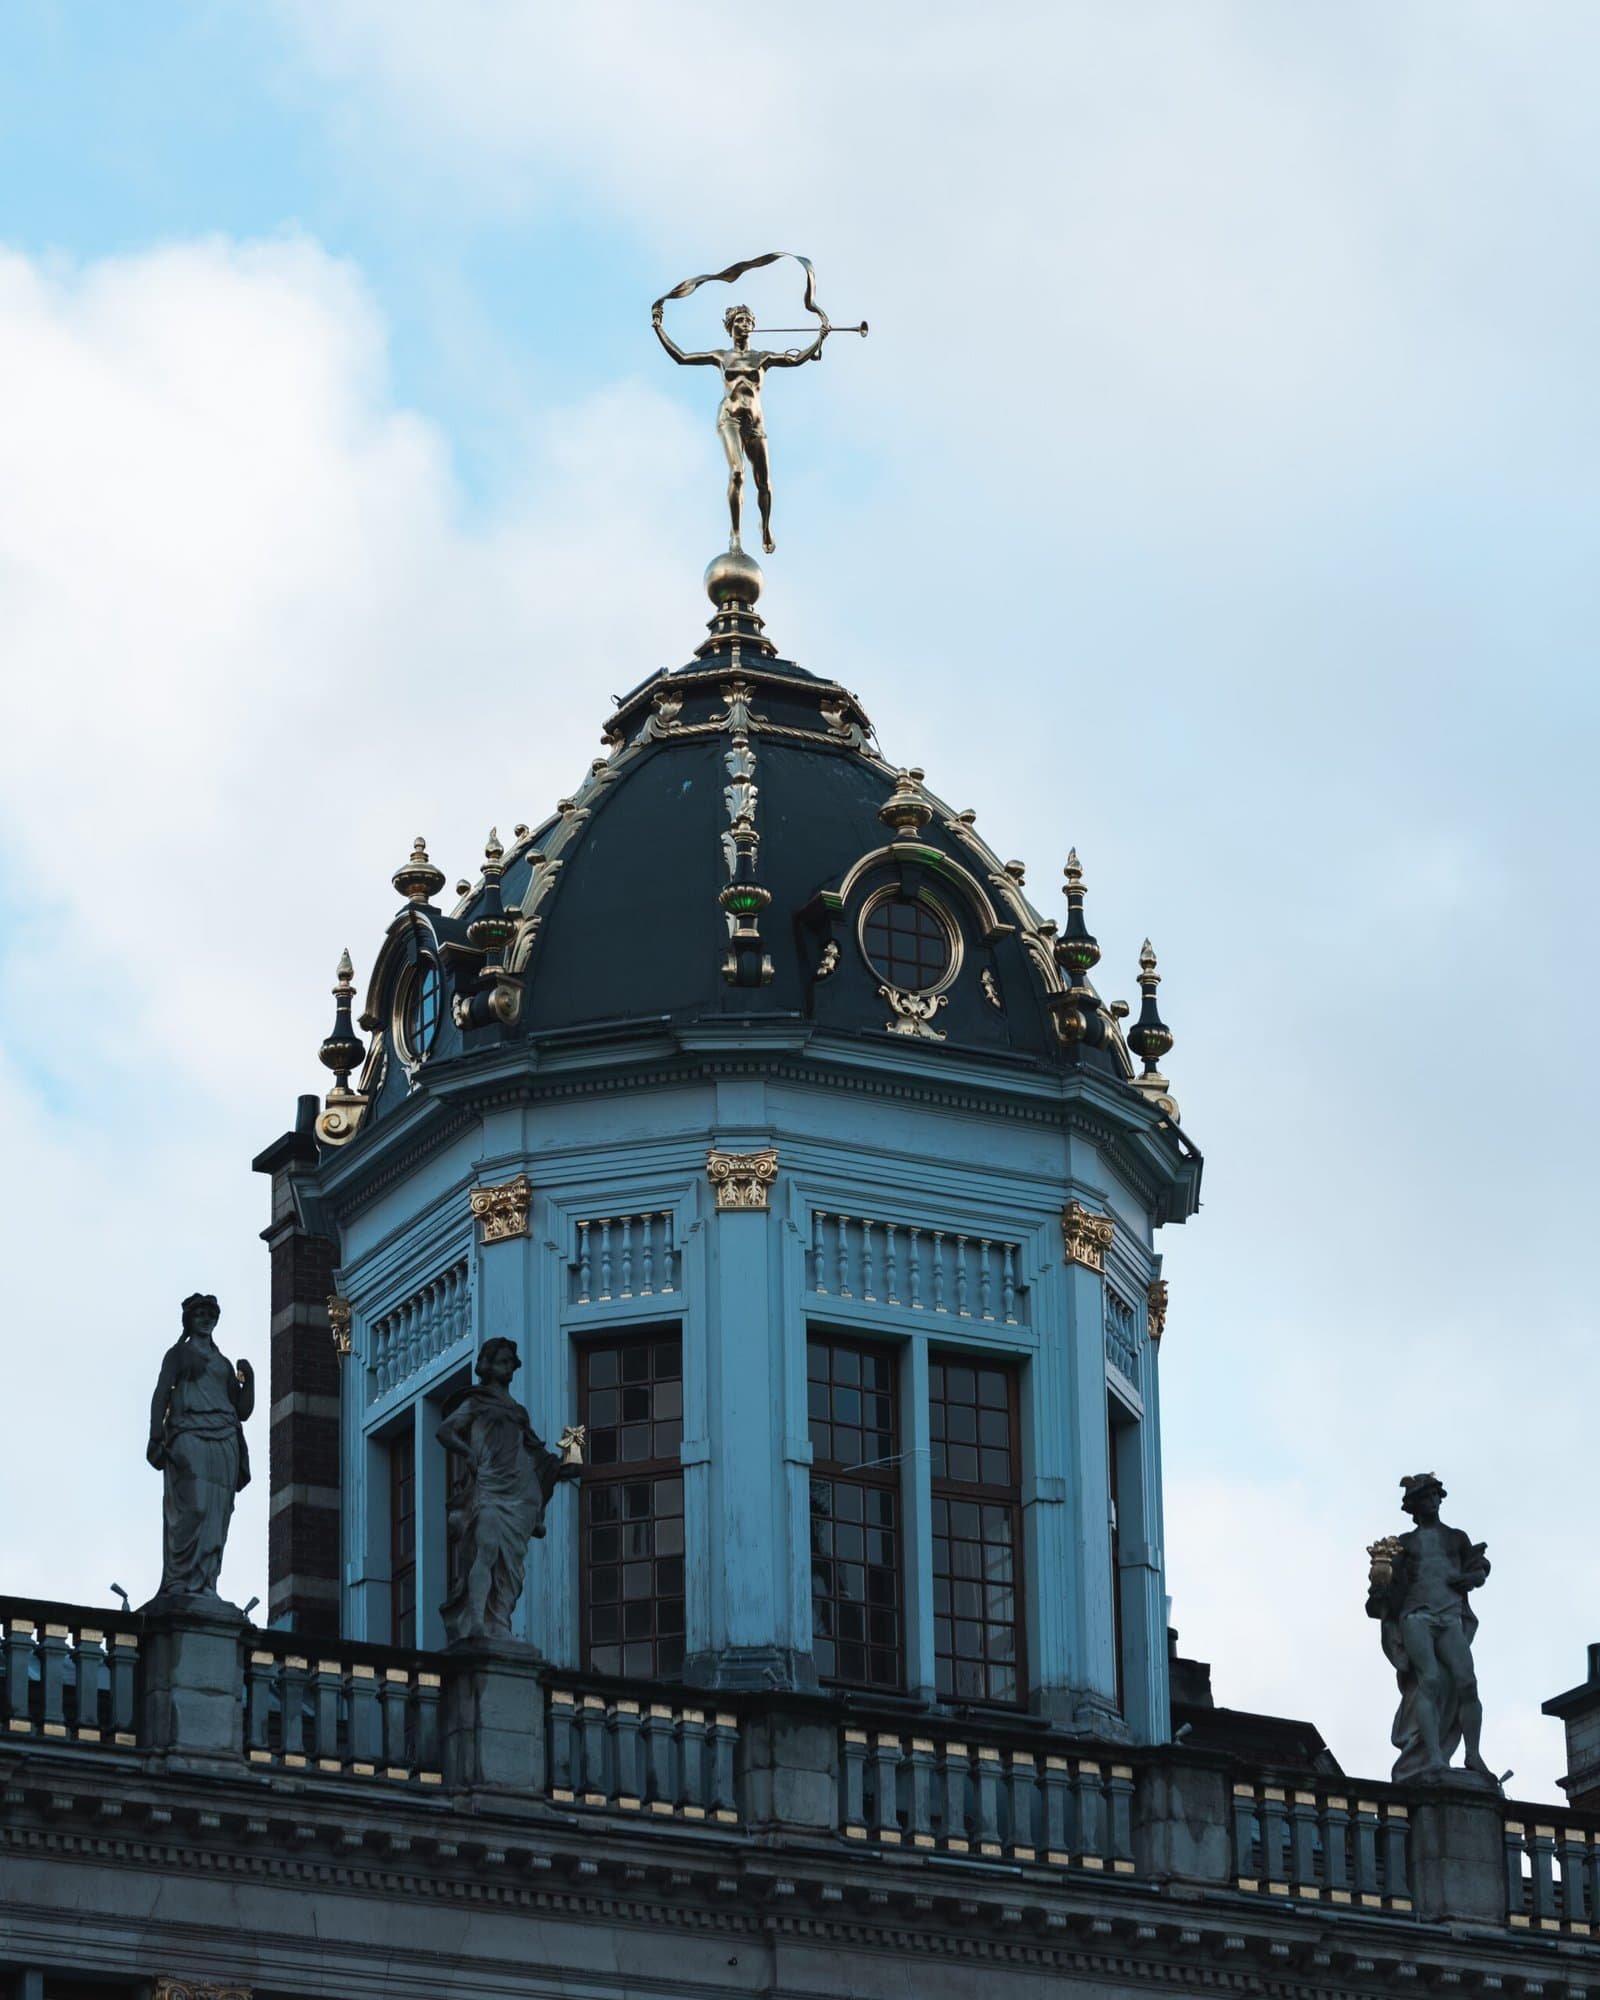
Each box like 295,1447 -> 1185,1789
1062,1201 -> 1115,1272
707,1147 -> 779,1211
153,1982 -> 254,2000
470,1174 -> 533,1245
327,1294 -> 353,1358
1147,1277 -> 1168,1342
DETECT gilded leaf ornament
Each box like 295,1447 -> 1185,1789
470,1174 -> 534,1245
706,1147 -> 779,1210
1061,1200 -> 1115,1273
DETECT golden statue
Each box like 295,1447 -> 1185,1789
652,252 -> 865,556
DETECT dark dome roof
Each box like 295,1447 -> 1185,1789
339,572 -> 1172,1142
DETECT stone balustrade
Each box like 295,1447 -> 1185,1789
243,1632 -> 443,1784
841,1721 -> 1135,1869
1505,1804 -> 1600,1933
570,1211 -> 680,1304
6,1587 -> 1600,1950
1229,1778 -> 1413,1911
0,1596 -> 140,1748
809,1212 -> 1028,1324
548,1683 -> 740,1822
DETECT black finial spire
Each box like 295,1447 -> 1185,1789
1127,939 -> 1180,1120
318,949 -> 364,1089
393,835 -> 446,906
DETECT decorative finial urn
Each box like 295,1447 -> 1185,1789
392,835 -> 446,905
1127,939 -> 1179,1120
318,950 -> 364,1084
879,769 -> 933,837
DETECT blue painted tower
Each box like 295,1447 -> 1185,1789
264,552 -> 1200,1743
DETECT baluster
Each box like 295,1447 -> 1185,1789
941,1740 -> 970,1850
1002,1243 -> 1017,1322
245,1651 -> 276,1760
811,1211 -> 826,1291
38,1622 -> 70,1735
610,1700 -> 644,1805
1502,1818 -> 1530,1922
661,1213 -> 676,1292
1530,1820 -> 1559,1924
932,1231 -> 946,1312
909,1228 -> 922,1310
1230,1784 -> 1259,1881
974,1745 -> 1003,1854
1107,1762 -> 1135,1865
641,1214 -> 656,1295
577,1221 -> 592,1302
872,1733 -> 901,1842
1354,1797 -> 1382,1900
382,1664 -> 412,1776
109,1629 -> 139,1740
841,1728 -> 869,1832
1383,1804 -> 1411,1904
280,1655 -> 310,1763
415,1670 -> 441,1776
1562,1828 -> 1593,1927
1072,1759 -> 1106,1863
548,1690 -> 578,1796
313,1658 -> 343,1767
645,1703 -> 676,1809
956,1234 -> 971,1315
885,1223 -> 899,1303
349,1663 -> 382,1772
599,1220 -> 613,1300
1289,1789 -> 1319,1889
979,1240 -> 994,1319
71,1626 -> 106,1739
1323,1795 -> 1351,1896
678,1706 -> 708,1814
1007,1750 -> 1037,1857
372,1319 -> 386,1395
710,1711 -> 739,1821
620,1216 -> 634,1297
1258,1786 -> 1290,1885
907,1735 -> 937,1848
580,1695 -> 609,1801
836,1215 -> 851,1296
861,1220 -> 876,1300
1043,1755 -> 1073,1862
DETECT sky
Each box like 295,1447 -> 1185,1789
0,1 -> 1595,1799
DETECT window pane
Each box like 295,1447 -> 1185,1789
581,1331 -> 686,1679
930,1352 -> 1023,1707
808,1332 -> 903,1694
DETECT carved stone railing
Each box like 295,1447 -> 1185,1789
244,1632 -> 443,1784
0,1597 -> 140,1748
1229,1778 -> 1413,1912
369,1260 -> 471,1398
547,1683 -> 740,1823
809,1213 -> 1028,1325
569,1211 -> 680,1304
841,1721 -> 1134,1870
1505,1804 -> 1600,1932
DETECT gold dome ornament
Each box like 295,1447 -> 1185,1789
1127,939 -> 1180,1122
878,768 -> 934,838
316,949 -> 371,1145
392,835 -> 446,906
1048,848 -> 1106,1046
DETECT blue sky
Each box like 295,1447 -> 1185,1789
0,1 -> 1595,1796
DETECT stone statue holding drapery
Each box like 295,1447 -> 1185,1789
145,1292 -> 253,1605
437,1337 -> 583,1645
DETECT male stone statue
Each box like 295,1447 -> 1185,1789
437,1337 -> 581,1645
1366,1472 -> 1496,1787
146,1293 -> 254,1605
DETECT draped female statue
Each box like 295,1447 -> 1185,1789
146,1293 -> 254,1603
437,1338 -> 581,1645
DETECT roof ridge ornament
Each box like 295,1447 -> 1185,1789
1127,938 -> 1180,1123
879,768 -> 933,837
316,948 -> 370,1146
392,835 -> 445,906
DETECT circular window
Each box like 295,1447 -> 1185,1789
398,959 -> 442,1063
860,892 -> 957,994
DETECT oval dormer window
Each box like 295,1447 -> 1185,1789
860,891 -> 957,995
398,958 -> 443,1065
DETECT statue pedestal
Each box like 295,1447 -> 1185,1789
1408,1784 -> 1507,1924
139,1601 -> 248,1774
441,1641 -> 548,1807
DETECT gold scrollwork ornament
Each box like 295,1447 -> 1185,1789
470,1174 -> 534,1244
153,1981 -> 253,2000
1146,1277 -> 1168,1342
706,1147 -> 779,1211
880,985 -> 947,1040
327,1293 -> 353,1357
1061,1200 -> 1115,1273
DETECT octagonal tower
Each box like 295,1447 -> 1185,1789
255,559 -> 1200,1743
